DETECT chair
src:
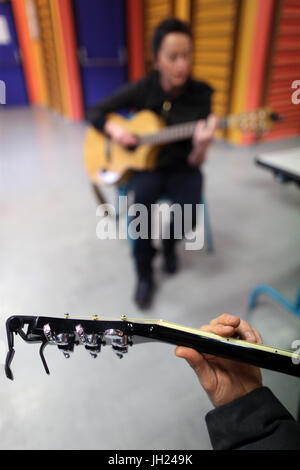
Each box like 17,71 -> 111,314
248,283 -> 300,318
116,183 -> 214,253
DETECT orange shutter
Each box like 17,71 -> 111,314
262,0 -> 300,141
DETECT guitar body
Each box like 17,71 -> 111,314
83,106 -> 281,185
84,110 -> 165,184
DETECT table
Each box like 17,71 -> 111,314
249,147 -> 300,317
255,147 -> 300,186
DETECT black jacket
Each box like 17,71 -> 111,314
86,71 -> 214,168
205,386 -> 300,450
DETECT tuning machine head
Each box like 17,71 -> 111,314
104,328 -> 132,358
75,324 -> 102,358
43,324 -> 75,358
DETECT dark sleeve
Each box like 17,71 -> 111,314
205,386 -> 300,450
85,78 -> 146,131
194,81 -> 214,120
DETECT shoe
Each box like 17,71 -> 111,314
163,248 -> 178,274
134,276 -> 155,309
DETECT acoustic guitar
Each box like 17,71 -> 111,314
84,108 -> 281,185
5,314 -> 300,380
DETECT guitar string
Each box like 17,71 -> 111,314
138,117 -> 227,146
33,315 -> 300,361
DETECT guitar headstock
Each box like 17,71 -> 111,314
5,315 -> 157,380
225,107 -> 283,134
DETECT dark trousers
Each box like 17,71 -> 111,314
128,165 -> 203,277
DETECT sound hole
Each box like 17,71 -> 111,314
126,135 -> 139,152
126,144 -> 138,152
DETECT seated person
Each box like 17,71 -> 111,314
86,18 -> 218,309
175,314 -> 300,450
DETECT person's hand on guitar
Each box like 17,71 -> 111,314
104,120 -> 138,148
188,114 -> 219,166
175,314 -> 263,408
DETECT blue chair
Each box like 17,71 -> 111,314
248,283 -> 300,318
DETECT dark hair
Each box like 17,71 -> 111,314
152,18 -> 192,57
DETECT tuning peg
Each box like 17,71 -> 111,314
104,328 -> 130,358
75,324 -> 86,343
104,328 -> 124,342
56,333 -> 71,345
43,324 -> 70,345
75,324 -> 102,358
75,324 -> 100,346
43,324 -> 55,343
43,324 -> 75,358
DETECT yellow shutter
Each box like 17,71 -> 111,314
227,0 -> 258,144
34,0 -> 63,113
174,0 -> 190,21
143,0 -> 174,71
191,0 -> 240,121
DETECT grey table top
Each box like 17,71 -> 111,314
256,147 -> 300,182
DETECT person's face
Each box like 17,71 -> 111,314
155,32 -> 192,90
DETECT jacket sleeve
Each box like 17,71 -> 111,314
205,386 -> 300,450
194,81 -> 214,120
85,79 -> 146,131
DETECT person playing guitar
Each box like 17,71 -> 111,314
86,18 -> 218,309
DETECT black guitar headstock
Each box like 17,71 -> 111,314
5,315 -> 157,380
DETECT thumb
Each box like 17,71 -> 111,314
175,346 -> 213,385
207,114 -> 219,130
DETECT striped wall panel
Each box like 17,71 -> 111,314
191,0 -> 240,122
262,0 -> 300,141
143,0 -> 174,71
242,0 -> 275,145
174,0 -> 190,21
11,0 -> 48,105
126,0 -> 145,81
226,0 -> 258,144
34,0 -> 63,113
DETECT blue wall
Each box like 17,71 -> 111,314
72,0 -> 128,109
0,2 -> 28,106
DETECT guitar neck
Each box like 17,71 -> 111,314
138,117 -> 227,146
153,319 -> 300,378
5,315 -> 300,379
137,107 -> 280,146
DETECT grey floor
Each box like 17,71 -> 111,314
0,106 -> 300,450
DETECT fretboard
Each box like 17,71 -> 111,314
138,116 -> 227,146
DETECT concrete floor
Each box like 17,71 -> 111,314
0,107 -> 300,450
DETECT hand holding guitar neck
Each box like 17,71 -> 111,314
188,114 -> 219,166
175,314 -> 263,408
